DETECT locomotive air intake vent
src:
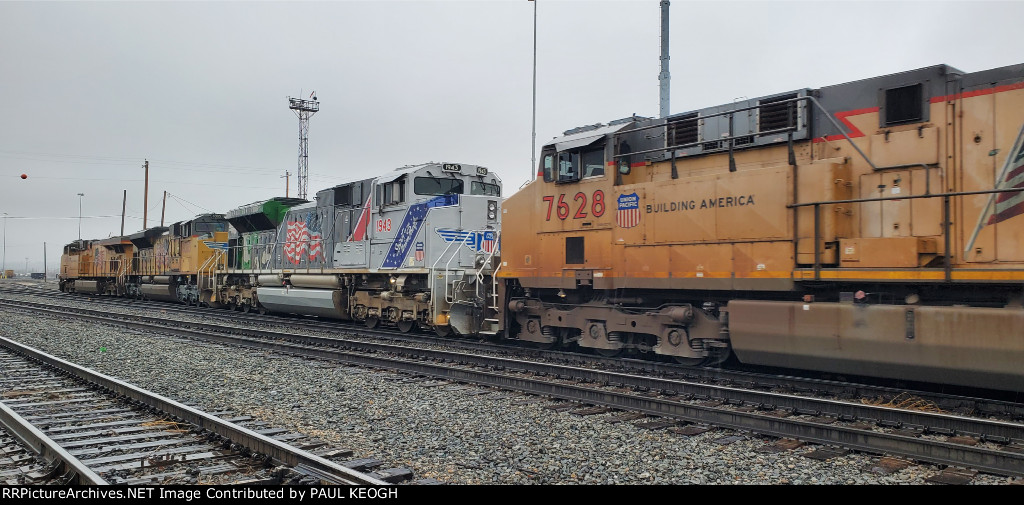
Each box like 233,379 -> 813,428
884,83 -> 924,125
666,113 -> 699,148
758,93 -> 799,134
733,135 -> 754,146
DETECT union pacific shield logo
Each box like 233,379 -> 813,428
616,192 -> 640,228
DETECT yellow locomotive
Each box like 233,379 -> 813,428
60,214 -> 229,304
498,63 -> 1024,391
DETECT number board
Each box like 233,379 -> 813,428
442,164 -> 462,173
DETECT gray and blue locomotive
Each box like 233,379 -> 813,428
218,162 -> 503,336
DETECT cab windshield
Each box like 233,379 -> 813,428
414,177 -> 464,195
471,181 -> 500,196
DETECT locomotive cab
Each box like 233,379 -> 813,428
500,63 -> 1024,391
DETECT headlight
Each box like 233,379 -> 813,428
487,201 -> 497,211
488,211 -> 496,220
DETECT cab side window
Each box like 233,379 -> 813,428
558,152 -> 579,183
581,148 -> 604,178
542,153 -> 555,182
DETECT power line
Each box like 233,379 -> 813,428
0,149 -> 285,174
0,214 -> 145,220
167,193 -> 216,214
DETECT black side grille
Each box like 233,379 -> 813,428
666,113 -> 699,148
885,84 -> 923,125
702,141 -> 722,151
758,93 -> 799,133
733,135 -> 753,146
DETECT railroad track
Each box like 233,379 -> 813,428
3,286 -> 1022,423
3,298 -> 1024,478
0,335 -> 390,485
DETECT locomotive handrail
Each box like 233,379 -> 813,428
429,233 -> 463,310
787,187 -> 1024,207
197,247 -> 224,302
474,230 -> 501,309
790,186 -> 1024,282
610,95 -> 880,173
610,95 -> 806,160
442,233 -> 475,304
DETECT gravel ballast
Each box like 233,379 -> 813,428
0,300 -> 1015,485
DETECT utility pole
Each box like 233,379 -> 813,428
77,193 -> 85,241
2,212 -> 7,274
659,1 -> 671,118
1,209 -> 6,272
120,190 -> 127,236
143,159 -> 150,229
160,191 -> 167,227
43,242 -> 46,282
282,171 -> 291,198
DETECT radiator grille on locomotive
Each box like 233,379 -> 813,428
666,113 -> 699,148
884,83 -> 924,125
758,93 -> 799,133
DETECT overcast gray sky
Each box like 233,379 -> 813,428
1,0 -> 1021,273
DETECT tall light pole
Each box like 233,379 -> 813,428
2,212 -> 7,273
659,1 -> 671,118
530,0 -> 538,181
77,193 -> 85,241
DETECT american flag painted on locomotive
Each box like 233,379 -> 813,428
414,242 -> 424,261
306,211 -> 323,260
283,220 -> 309,264
965,123 -> 1024,255
987,125 -> 1024,225
283,211 -> 325,264
616,192 -> 641,228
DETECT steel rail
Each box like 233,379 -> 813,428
6,302 -> 1024,476
0,400 -> 108,485
4,298 -> 1024,442
3,292 -> 1023,420
0,336 -> 388,486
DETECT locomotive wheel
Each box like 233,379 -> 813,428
397,320 -> 416,333
241,303 -> 251,314
365,316 -> 379,329
434,325 -> 451,337
227,302 -> 237,311
257,306 -> 267,315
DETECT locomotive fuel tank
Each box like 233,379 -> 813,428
256,286 -> 349,319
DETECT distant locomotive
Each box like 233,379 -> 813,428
498,63 -> 1024,391
60,163 -> 503,336
59,63 -> 1024,392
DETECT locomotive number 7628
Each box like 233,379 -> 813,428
542,190 -> 605,221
